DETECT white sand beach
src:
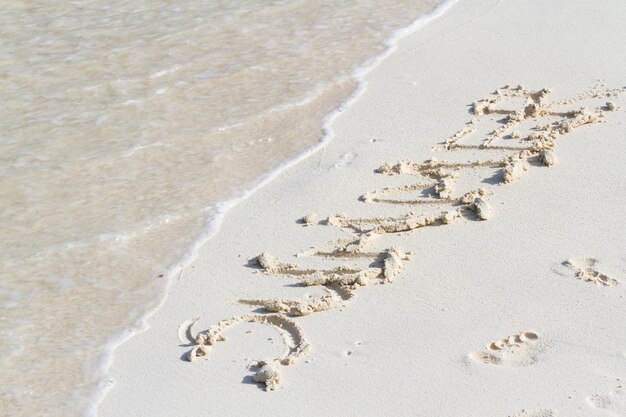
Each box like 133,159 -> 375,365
96,1 -> 626,416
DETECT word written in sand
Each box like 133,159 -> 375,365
182,84 -> 624,389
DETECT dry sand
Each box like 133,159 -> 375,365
96,0 -> 626,416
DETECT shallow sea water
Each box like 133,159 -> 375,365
0,1 -> 442,415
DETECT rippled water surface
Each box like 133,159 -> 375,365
0,1 -> 441,415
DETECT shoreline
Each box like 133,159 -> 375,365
86,1 -> 458,414
3,3 -> 457,415
97,0 -> 626,416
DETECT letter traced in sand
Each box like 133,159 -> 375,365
469,331 -> 543,367
563,258 -> 620,287
183,84 -> 624,390
180,314 -> 310,390
251,247 -> 412,297
239,289 -> 342,317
